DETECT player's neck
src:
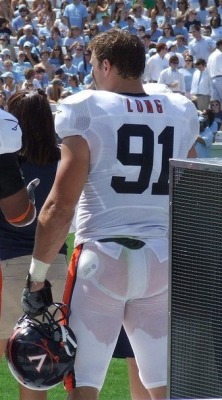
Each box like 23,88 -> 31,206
107,78 -> 145,95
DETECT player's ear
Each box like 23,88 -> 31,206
102,59 -> 111,74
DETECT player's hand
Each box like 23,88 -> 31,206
21,275 -> 53,317
27,178 -> 40,204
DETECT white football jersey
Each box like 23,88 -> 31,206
0,109 -> 22,155
55,90 -> 198,245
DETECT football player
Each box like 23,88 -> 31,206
22,28 -> 198,400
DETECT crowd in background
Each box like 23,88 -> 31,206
0,0 -> 222,151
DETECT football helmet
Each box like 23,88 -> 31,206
6,303 -> 77,391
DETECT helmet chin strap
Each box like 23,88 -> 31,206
60,325 -> 77,356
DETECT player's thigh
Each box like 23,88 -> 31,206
124,247 -> 168,390
68,243 -> 127,389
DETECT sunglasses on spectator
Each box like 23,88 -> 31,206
0,38 -> 6,41
171,61 -> 179,64
185,59 -> 192,61
84,53 -> 91,56
65,58 -> 72,61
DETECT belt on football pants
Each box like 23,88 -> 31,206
99,238 -> 145,249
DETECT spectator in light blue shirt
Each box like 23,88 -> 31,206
195,115 -> 214,157
12,5 -> 30,33
63,0 -> 88,31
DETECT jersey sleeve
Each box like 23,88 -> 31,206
0,111 -> 22,155
0,153 -> 25,199
55,91 -> 92,139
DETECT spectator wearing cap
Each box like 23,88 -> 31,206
121,15 -> 137,35
188,24 -> 216,63
61,54 -> 78,75
146,20 -> 163,43
158,54 -> 185,93
132,4 -> 151,30
0,48 -> 11,71
63,0 -> 88,31
97,13 -> 113,32
1,71 -> 19,97
17,24 -> 39,50
190,58 -> 213,111
78,48 -> 92,83
172,17 -> 189,42
165,40 -> 185,67
35,47 -> 55,80
63,25 -> 85,53
1,58 -> 21,85
13,50 -> 32,82
0,35 -> 16,61
143,42 -> 168,82
54,66 -> 69,87
207,39 -> 222,104
195,114 -> 214,158
22,41 -> 39,66
12,5 -> 29,32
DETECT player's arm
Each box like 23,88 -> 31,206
33,135 -> 89,264
0,153 -> 36,226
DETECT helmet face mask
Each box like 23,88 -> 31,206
6,303 -> 77,391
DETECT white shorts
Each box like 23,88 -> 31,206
63,241 -> 168,391
0,253 -> 68,339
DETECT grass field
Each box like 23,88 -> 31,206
1,356 -> 131,399
0,233 -> 131,399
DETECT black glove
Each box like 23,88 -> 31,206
21,275 -> 53,317
27,178 -> 40,204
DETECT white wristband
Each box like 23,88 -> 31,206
29,257 -> 50,282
